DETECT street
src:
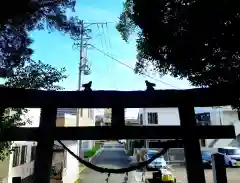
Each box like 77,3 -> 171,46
79,142 -> 132,183
79,143 -> 240,183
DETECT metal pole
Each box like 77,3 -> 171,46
76,20 -> 84,158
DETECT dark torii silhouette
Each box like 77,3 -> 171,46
82,81 -> 92,92
145,80 -> 156,91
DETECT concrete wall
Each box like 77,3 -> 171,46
0,157 -> 10,182
141,108 -> 180,126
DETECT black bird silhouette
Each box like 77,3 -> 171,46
145,80 -> 156,91
82,81 -> 92,91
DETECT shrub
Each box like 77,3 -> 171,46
84,144 -> 100,158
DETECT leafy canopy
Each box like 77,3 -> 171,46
0,0 -> 78,160
117,0 -> 240,88
0,0 -> 81,69
0,60 -> 67,161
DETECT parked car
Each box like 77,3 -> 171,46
202,151 -> 212,168
147,150 -> 167,169
218,147 -> 240,167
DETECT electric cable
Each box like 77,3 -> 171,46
91,45 -> 180,89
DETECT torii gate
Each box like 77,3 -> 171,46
0,83 -> 237,183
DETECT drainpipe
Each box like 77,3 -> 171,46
219,109 -> 223,126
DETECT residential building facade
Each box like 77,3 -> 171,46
195,106 -> 240,148
0,108 -> 94,183
56,108 -> 95,183
0,108 -> 39,183
137,108 -> 181,148
137,107 -> 240,149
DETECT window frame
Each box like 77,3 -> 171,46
31,146 -> 37,161
12,146 -> 20,167
20,145 -> 27,164
147,112 -> 158,124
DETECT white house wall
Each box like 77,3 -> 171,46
62,144 -> 79,183
7,141 -> 36,183
195,107 -> 240,148
139,107 -> 240,148
142,108 -> 180,126
1,108 -> 41,183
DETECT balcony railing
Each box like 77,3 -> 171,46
0,85 -> 237,183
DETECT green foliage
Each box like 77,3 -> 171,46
0,0 -> 75,162
84,144 -> 100,158
0,0 -> 81,69
117,0 -> 240,91
5,60 -> 67,90
0,60 -> 67,161
116,0 -> 136,42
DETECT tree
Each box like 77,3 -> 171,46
0,0 -> 81,69
117,0 -> 240,89
0,60 -> 67,160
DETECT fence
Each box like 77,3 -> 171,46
164,148 -> 185,165
0,85 -> 238,183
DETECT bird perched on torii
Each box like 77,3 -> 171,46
145,80 -> 156,91
82,81 -> 92,92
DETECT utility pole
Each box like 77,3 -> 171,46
76,20 -> 84,158
75,20 -> 115,159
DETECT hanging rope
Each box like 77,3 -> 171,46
58,140 -> 171,174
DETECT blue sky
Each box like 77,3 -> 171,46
5,0 -> 194,118
30,0 -> 191,93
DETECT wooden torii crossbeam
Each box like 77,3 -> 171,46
0,86 -> 237,183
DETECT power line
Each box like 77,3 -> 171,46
91,45 -> 180,89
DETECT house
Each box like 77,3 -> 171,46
95,115 -> 104,126
56,108 -> 95,151
0,108 -> 39,183
125,118 -> 139,126
0,108 -> 94,183
56,108 -> 95,183
103,108 -> 111,126
195,106 -> 240,148
137,107 -> 240,149
137,107 -> 181,148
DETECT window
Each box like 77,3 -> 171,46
20,145 -> 27,164
195,112 -> 211,125
12,146 -> 20,167
147,112 -> 158,124
31,146 -> 37,161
